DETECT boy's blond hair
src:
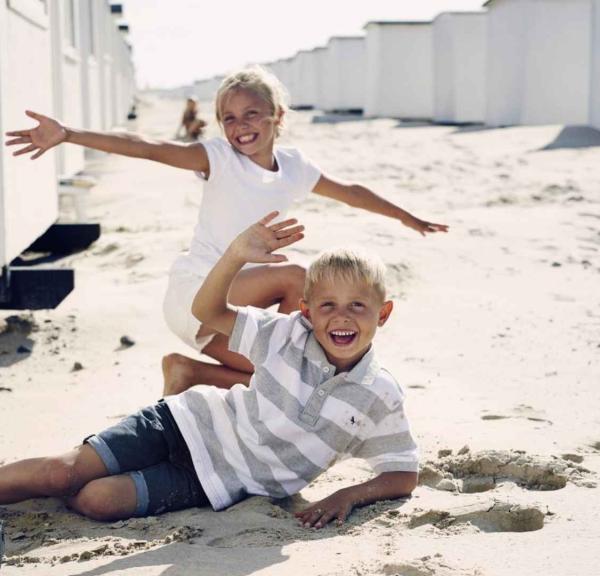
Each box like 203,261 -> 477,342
215,66 -> 289,137
304,248 -> 387,302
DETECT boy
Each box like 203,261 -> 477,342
0,212 -> 418,529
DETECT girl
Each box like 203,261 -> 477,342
5,67 -> 448,396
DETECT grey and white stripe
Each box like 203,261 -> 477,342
167,306 -> 418,510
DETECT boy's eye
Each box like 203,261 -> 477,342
223,116 -> 234,124
320,302 -> 334,309
351,302 -> 365,309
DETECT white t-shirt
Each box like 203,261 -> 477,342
170,137 -> 321,276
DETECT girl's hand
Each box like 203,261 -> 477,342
295,488 -> 356,529
5,110 -> 67,159
402,213 -> 449,236
228,211 -> 304,264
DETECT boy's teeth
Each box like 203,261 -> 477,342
331,330 -> 355,336
239,134 -> 255,143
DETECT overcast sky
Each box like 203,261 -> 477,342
122,0 -> 486,89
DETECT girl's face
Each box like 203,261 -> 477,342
219,88 -> 281,160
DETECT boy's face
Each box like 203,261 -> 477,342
219,88 -> 281,159
300,276 -> 393,373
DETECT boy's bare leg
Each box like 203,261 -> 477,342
162,263 -> 305,395
66,475 -> 137,521
0,445 -> 107,504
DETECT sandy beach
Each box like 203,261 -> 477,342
1,94 -> 599,575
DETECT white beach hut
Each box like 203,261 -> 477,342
0,0 -> 57,273
310,46 -> 328,111
0,0 -> 75,308
79,0 -> 108,137
433,12 -> 487,124
364,21 -> 433,119
289,50 -> 318,109
485,0 -> 592,126
318,36 -> 366,113
590,0 -> 600,130
50,0 -> 85,178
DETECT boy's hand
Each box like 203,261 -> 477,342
294,488 -> 356,529
5,110 -> 67,159
402,213 -> 448,237
228,211 -> 304,264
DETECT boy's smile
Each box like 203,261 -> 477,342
300,278 -> 393,373
219,88 -> 282,170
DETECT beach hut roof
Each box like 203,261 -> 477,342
364,20 -> 431,28
328,35 -> 364,41
433,11 -> 486,20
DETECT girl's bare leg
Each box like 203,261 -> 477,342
162,263 -> 305,395
0,445 -> 107,504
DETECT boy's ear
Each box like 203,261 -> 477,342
377,300 -> 393,327
299,299 -> 311,320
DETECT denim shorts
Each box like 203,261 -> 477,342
85,402 -> 210,516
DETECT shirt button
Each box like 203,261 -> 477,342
323,367 -> 330,373
317,390 -> 325,397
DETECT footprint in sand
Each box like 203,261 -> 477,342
408,500 -> 545,533
382,555 -> 485,576
419,450 -> 595,493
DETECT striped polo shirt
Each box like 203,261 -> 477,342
166,306 -> 418,511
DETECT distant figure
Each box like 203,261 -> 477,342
177,97 -> 206,140
5,66 -> 448,398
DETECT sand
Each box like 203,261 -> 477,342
0,95 -> 599,575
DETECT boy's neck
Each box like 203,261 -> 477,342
326,344 -> 372,375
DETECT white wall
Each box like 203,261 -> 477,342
290,50 -> 318,108
0,0 -> 58,266
319,37 -> 365,112
486,0 -> 591,126
79,0 -> 104,137
365,23 -> 433,119
591,0 -> 600,129
50,0 -> 85,177
434,12 -> 487,124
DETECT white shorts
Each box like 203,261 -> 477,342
163,269 -> 215,353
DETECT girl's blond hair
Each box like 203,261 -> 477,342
304,248 -> 388,302
215,66 -> 289,137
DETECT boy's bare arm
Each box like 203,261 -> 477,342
312,174 -> 448,236
295,471 -> 418,529
191,211 -> 304,336
5,110 -> 208,172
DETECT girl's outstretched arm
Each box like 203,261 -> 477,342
5,110 -> 209,172
312,174 -> 448,236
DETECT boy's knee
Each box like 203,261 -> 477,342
71,480 -> 126,521
43,458 -> 82,497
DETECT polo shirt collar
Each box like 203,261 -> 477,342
297,314 -> 379,386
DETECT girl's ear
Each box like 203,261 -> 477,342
275,107 -> 285,125
300,299 -> 311,320
377,300 -> 393,327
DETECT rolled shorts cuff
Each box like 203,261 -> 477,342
86,434 -> 121,475
129,471 -> 150,517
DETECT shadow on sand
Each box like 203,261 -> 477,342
538,125 -> 600,151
